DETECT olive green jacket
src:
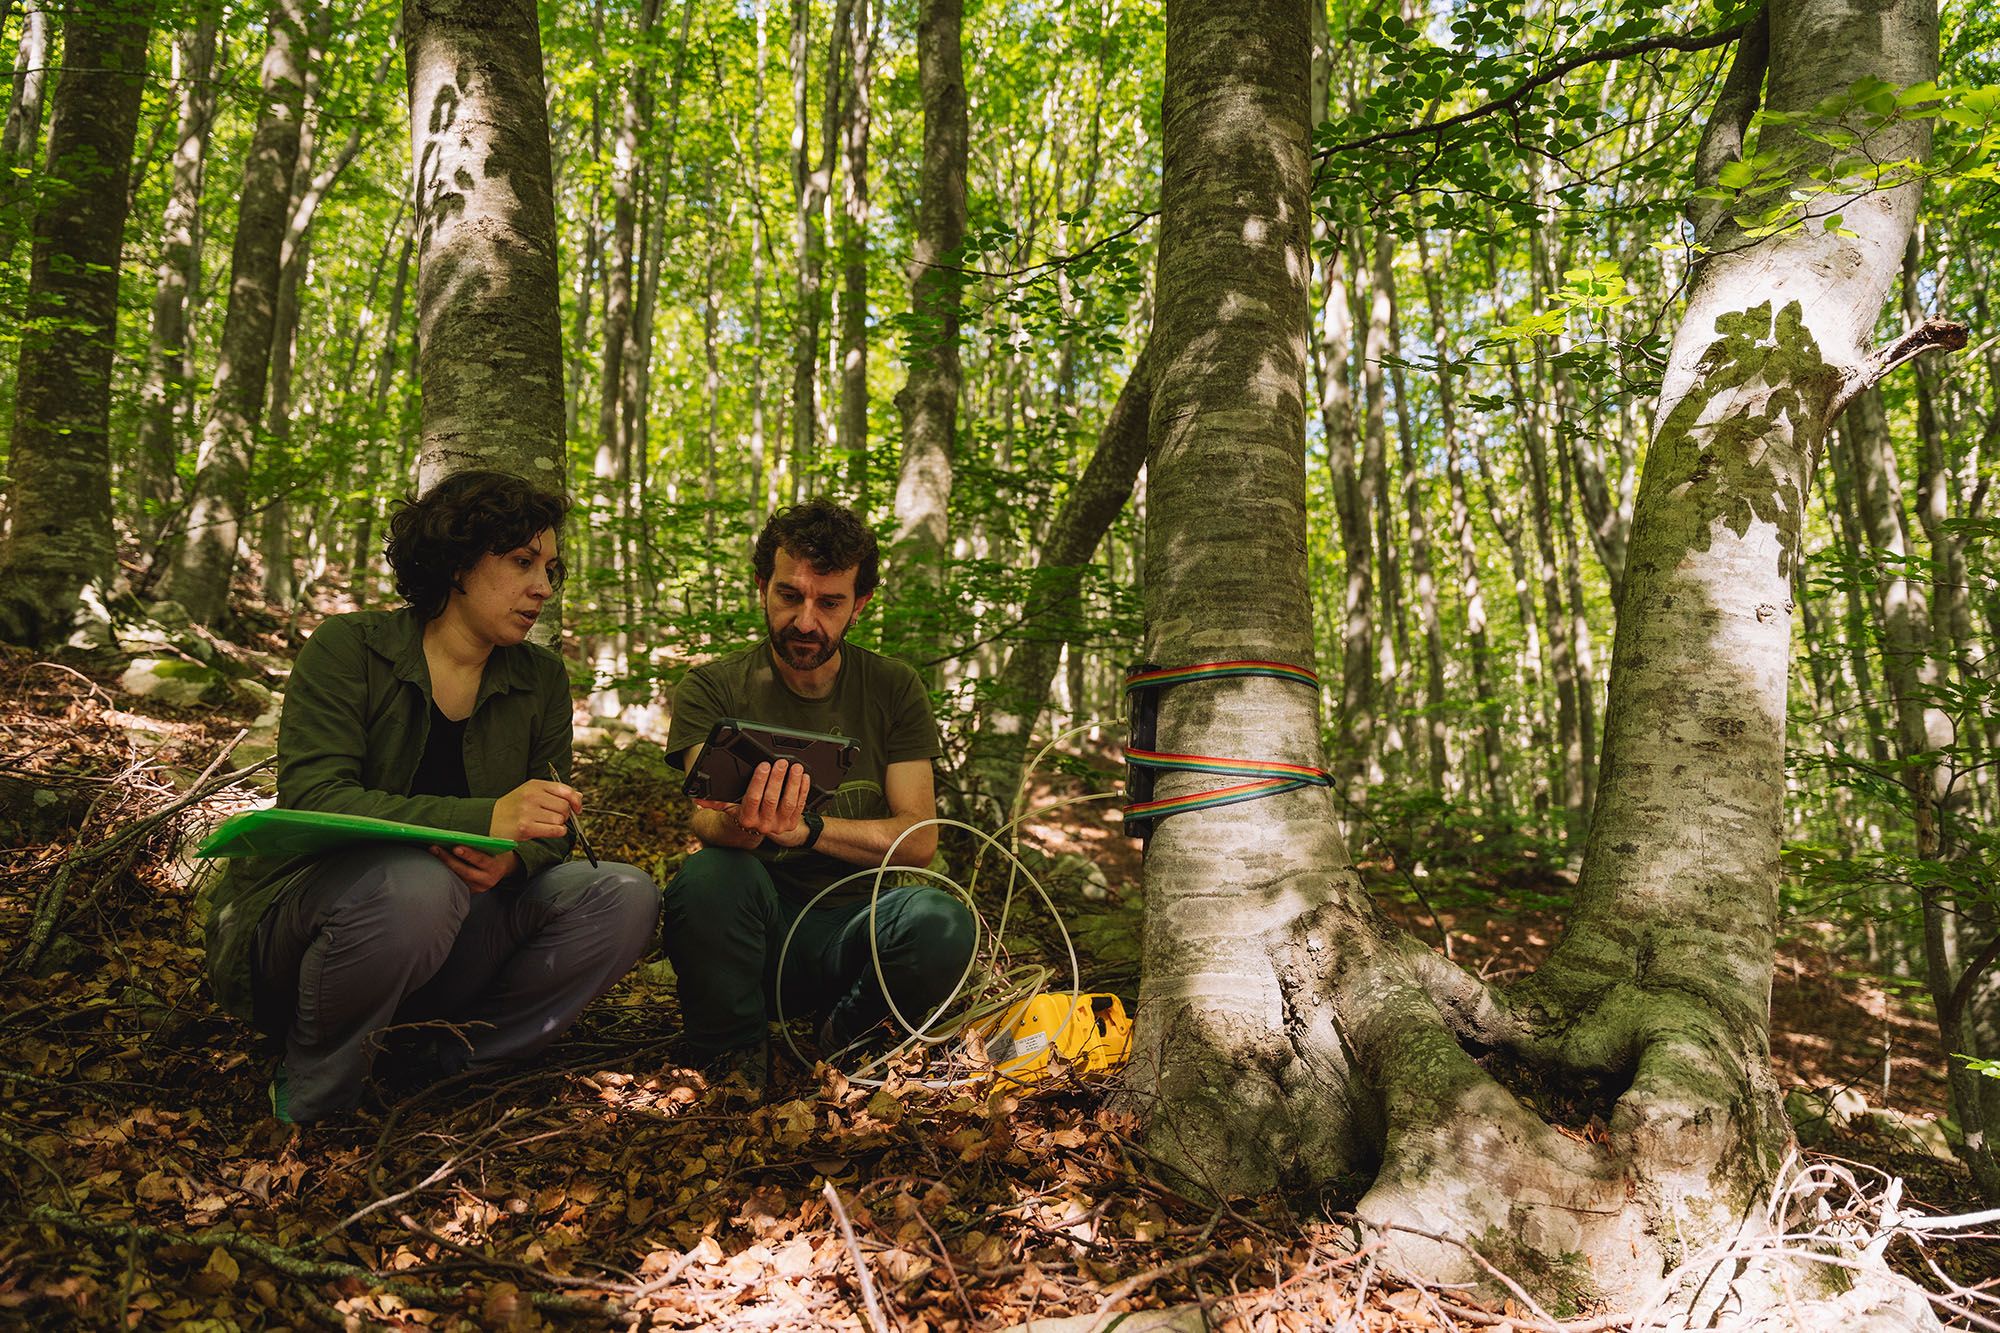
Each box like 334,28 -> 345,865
205,608 -> 575,1024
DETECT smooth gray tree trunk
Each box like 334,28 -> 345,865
1123,0 -> 1358,1194
1320,238 -> 1373,802
1418,230 -> 1506,812
1386,257 -> 1447,792
1843,385 -> 1996,1197
1361,230 -> 1403,773
0,0 -> 48,163
0,0 -> 52,271
788,0 -> 852,497
401,0 -> 568,523
838,0 -> 873,503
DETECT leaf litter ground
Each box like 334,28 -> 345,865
1,642 -> 1993,1330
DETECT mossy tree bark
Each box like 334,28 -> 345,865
0,0 -> 153,648
155,0 -> 307,623
1131,0 -> 1949,1313
402,0 -> 568,507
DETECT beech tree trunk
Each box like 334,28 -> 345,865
0,0 -> 48,266
156,0 -> 308,623
1386,258 -> 1447,792
1320,238 -> 1373,801
1419,230 -> 1507,812
133,10 -> 220,524
594,0 -> 659,514
788,0 -> 853,496
837,0 -> 873,503
888,0 -> 966,591
1842,385 -> 1996,1197
1123,0 -> 1355,1189
402,0 -> 568,524
1133,0 -> 1948,1314
0,0 -> 52,269
1361,230 -> 1404,773
0,0 -> 152,647
1,0 -> 48,164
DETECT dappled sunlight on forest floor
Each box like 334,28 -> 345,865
2,643 -> 1993,1329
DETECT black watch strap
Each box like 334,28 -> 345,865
800,810 -> 825,850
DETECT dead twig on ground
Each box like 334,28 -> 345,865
30,1204 -> 617,1318
823,1180 -> 889,1333
11,730 -> 262,973
1083,1247 -> 1220,1331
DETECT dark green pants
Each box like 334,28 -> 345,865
661,847 -> 976,1057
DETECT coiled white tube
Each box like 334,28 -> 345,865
770,722 -> 1120,1090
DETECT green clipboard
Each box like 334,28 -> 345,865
196,807 -> 520,859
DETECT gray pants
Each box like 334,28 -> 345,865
253,845 -> 661,1122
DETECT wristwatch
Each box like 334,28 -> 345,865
799,810 -> 825,851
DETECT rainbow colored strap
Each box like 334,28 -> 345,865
1122,662 -> 1330,826
1125,660 -> 1321,692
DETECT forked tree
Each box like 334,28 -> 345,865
1126,0 -> 1952,1315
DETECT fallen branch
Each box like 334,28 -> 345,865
30,1205 -> 615,1319
1084,1248 -> 1221,1331
11,730 -> 265,973
1336,1212 -> 1619,1331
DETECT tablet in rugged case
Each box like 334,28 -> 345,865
682,718 -> 858,812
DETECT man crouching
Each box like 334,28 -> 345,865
662,500 -> 974,1092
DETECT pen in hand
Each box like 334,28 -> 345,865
550,762 -> 599,867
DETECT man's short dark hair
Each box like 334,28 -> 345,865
385,469 -> 571,620
753,499 -> 879,597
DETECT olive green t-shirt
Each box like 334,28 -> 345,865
666,639 -> 940,905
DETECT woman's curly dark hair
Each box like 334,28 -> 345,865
385,470 -> 571,620
752,498 -> 879,596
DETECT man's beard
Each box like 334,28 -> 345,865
767,614 -> 845,671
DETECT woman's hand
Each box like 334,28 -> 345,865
491,779 -> 581,841
431,845 -> 521,893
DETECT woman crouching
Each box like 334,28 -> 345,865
205,469 -> 660,1123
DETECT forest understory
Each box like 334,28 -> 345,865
2,596 -> 1994,1333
